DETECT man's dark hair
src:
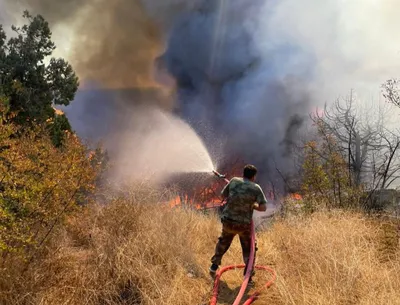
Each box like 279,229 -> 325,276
243,164 -> 257,179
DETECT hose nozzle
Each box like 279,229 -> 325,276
212,170 -> 226,179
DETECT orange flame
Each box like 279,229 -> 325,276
166,195 -> 224,210
290,193 -> 303,200
168,196 -> 182,208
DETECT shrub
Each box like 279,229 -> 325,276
0,101 -> 101,258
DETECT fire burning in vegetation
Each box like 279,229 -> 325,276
164,160 -> 283,211
167,195 -> 224,210
165,174 -> 226,210
162,161 -> 245,210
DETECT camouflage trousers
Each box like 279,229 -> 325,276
211,221 -> 257,276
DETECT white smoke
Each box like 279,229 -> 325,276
261,0 -> 400,102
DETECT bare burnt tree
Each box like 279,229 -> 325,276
312,91 -> 378,187
383,79 -> 400,108
374,79 -> 400,189
370,130 -> 400,189
310,90 -> 400,193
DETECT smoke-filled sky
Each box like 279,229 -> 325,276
1,0 -> 164,89
1,0 -> 400,187
3,0 -> 399,95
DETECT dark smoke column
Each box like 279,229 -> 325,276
156,0 -> 311,190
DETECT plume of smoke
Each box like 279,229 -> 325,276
3,0 -> 400,189
3,0 -> 163,90
152,0 -> 311,187
4,0 -> 82,23
59,87 -> 173,142
150,0 -> 400,187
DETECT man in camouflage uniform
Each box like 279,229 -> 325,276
209,164 -> 267,283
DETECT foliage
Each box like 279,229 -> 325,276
0,11 -> 106,258
0,102 -> 101,256
0,11 -> 78,145
300,119 -> 363,212
47,112 -> 71,147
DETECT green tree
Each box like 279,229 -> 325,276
0,11 -> 78,144
48,112 -> 72,147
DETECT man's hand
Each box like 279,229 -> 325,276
253,203 -> 267,212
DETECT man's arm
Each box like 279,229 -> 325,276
253,185 -> 267,212
221,180 -> 231,199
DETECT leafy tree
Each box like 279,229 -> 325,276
0,11 -> 78,144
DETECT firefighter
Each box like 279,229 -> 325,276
209,164 -> 267,285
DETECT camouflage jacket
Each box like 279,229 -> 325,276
220,177 -> 267,225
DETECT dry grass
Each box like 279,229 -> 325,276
2,192 -> 400,305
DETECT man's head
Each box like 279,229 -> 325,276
243,164 -> 257,181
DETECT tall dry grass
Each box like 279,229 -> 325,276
2,191 -> 400,305
258,212 -> 400,305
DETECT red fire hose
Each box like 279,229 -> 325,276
209,171 -> 276,304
